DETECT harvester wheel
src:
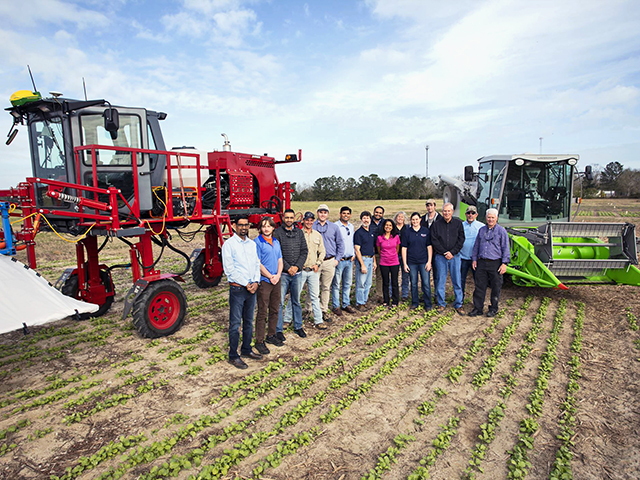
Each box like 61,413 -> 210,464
192,251 -> 222,288
131,279 -> 187,338
61,269 -> 115,320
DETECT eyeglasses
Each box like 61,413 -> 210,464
340,224 -> 351,235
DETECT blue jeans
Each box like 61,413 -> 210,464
278,272 -> 303,331
355,257 -> 374,306
228,285 -> 257,360
460,258 -> 475,300
332,259 -> 353,309
286,269 -> 323,325
408,263 -> 432,309
434,254 -> 463,308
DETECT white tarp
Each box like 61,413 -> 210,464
0,255 -> 99,334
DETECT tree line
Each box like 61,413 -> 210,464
292,174 -> 443,201
578,162 -> 640,198
293,162 -> 640,201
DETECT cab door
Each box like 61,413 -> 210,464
70,107 -> 153,215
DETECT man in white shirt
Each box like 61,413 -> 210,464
331,206 -> 356,316
222,215 -> 263,369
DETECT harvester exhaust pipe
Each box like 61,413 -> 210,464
221,133 -> 231,152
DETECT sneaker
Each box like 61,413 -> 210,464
342,305 -> 356,314
266,334 -> 284,346
468,309 -> 483,317
276,331 -> 286,342
456,307 -> 465,315
255,343 -> 270,355
294,328 -> 307,338
314,323 -> 328,330
486,310 -> 498,317
228,357 -> 248,369
436,306 -> 446,312
332,308 -> 343,317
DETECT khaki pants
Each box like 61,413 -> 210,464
318,258 -> 337,312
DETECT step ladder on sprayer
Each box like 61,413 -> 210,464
0,202 -> 98,334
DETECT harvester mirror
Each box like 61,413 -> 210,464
6,126 -> 18,145
464,165 -> 474,182
103,108 -> 119,140
585,165 -> 593,181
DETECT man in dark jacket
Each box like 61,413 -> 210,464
430,202 -> 465,314
274,209 -> 308,340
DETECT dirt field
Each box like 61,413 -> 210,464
0,199 -> 639,479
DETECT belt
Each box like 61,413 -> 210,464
229,282 -> 243,287
324,255 -> 334,260
479,258 -> 501,262
341,256 -> 353,261
303,267 -> 315,271
362,255 -> 374,258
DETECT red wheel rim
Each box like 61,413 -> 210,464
148,290 -> 180,329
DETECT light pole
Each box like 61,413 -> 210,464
425,144 -> 429,180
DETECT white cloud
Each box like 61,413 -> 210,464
0,0 -> 110,28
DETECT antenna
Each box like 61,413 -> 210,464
27,65 -> 38,93
82,77 -> 88,100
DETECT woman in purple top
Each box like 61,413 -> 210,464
376,219 -> 401,307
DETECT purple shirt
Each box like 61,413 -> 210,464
313,220 -> 345,260
471,224 -> 510,264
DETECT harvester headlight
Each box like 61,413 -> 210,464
515,158 -> 525,166
567,158 -> 577,166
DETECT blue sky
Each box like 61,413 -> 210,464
2,0 -> 640,189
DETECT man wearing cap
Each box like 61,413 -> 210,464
274,208 -> 308,340
460,205 -> 484,301
354,211 -> 377,309
469,208 -> 510,318
421,199 -> 440,229
331,206 -> 356,316
288,211 -> 327,329
430,202 -> 465,314
313,204 -> 345,319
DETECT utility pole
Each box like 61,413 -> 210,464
425,144 -> 429,180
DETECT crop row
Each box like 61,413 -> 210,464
506,299 -> 568,479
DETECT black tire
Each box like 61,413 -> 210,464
192,251 -> 222,288
131,279 -> 187,338
61,269 -> 115,320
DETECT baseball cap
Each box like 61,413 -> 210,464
425,199 -> 437,206
303,211 -> 315,220
317,204 -> 330,212
466,205 -> 478,213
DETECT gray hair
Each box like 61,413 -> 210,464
443,202 -> 454,210
393,211 -> 407,225
486,208 -> 499,217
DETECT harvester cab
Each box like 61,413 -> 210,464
441,154 -> 640,288
1,90 -> 300,336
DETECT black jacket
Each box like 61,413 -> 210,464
430,216 -> 465,256
274,225 -> 308,272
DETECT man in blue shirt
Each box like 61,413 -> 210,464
331,206 -> 356,316
460,205 -> 484,301
353,211 -> 377,309
469,208 -> 511,317
313,204 -> 345,320
222,215 -> 262,369
254,217 -> 283,355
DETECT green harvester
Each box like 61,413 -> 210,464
439,154 -> 640,289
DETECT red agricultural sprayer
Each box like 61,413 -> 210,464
0,89 -> 300,337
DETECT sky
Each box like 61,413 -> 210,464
1,0 -> 640,190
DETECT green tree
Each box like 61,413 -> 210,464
600,161 -> 624,191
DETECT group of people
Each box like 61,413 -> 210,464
221,200 -> 510,369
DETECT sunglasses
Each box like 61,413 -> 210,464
466,212 -> 477,215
